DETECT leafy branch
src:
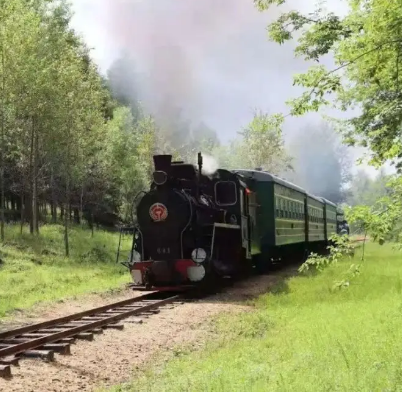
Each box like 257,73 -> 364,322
299,234 -> 362,290
288,39 -> 402,116
299,234 -> 354,274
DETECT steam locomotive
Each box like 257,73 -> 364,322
119,153 -> 348,290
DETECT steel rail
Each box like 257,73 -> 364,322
0,292 -> 161,340
0,294 -> 179,359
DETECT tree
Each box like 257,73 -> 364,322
212,110 -> 293,174
0,0 -> 118,256
346,168 -> 390,207
101,105 -> 162,222
255,0 -> 402,167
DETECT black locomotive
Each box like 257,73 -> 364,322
119,153 -> 349,290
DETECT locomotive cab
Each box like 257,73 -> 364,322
125,153 -> 251,290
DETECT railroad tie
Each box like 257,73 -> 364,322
0,356 -> 19,366
0,365 -> 11,378
21,350 -> 54,362
75,332 -> 94,341
40,343 -> 71,355
124,318 -> 143,324
103,323 -> 124,330
0,293 -> 181,378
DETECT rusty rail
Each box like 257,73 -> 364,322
0,292 -> 180,378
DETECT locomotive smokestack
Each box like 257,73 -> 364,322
197,152 -> 203,174
153,155 -> 172,172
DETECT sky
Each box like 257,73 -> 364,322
68,0 -> 389,180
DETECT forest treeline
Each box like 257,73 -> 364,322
0,0 -> 388,254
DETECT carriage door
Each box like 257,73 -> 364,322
240,187 -> 251,259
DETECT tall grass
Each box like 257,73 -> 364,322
0,224 -> 132,318
120,243 -> 402,391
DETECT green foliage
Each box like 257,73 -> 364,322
0,224 -> 129,318
101,106 -> 156,220
116,243 -> 402,392
299,234 -> 354,274
256,0 -> 402,168
299,234 -> 362,291
346,168 -> 391,207
0,0 -> 173,247
332,263 -> 361,290
345,175 -> 402,243
212,110 -> 292,174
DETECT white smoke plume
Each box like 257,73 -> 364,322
70,0 -> 375,200
94,0 -> 309,138
199,154 -> 220,176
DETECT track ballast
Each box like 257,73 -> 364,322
0,292 -> 182,378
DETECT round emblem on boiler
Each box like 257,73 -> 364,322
149,203 -> 168,222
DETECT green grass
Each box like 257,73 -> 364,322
0,223 -> 132,318
118,243 -> 402,392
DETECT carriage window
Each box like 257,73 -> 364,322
215,181 -> 237,206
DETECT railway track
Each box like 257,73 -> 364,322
0,237 -> 367,379
0,292 -> 182,378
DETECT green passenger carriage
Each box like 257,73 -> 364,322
234,169 -> 340,271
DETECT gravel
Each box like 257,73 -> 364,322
0,267 -> 298,392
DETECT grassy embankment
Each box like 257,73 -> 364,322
0,224 -> 131,318
120,242 -> 402,391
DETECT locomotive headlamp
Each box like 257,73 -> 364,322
191,248 -> 207,264
153,170 -> 167,185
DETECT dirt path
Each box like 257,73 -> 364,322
0,267 -> 297,392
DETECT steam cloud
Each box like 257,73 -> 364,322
200,154 -> 220,176
71,0 -> 380,199
100,0 -> 310,138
